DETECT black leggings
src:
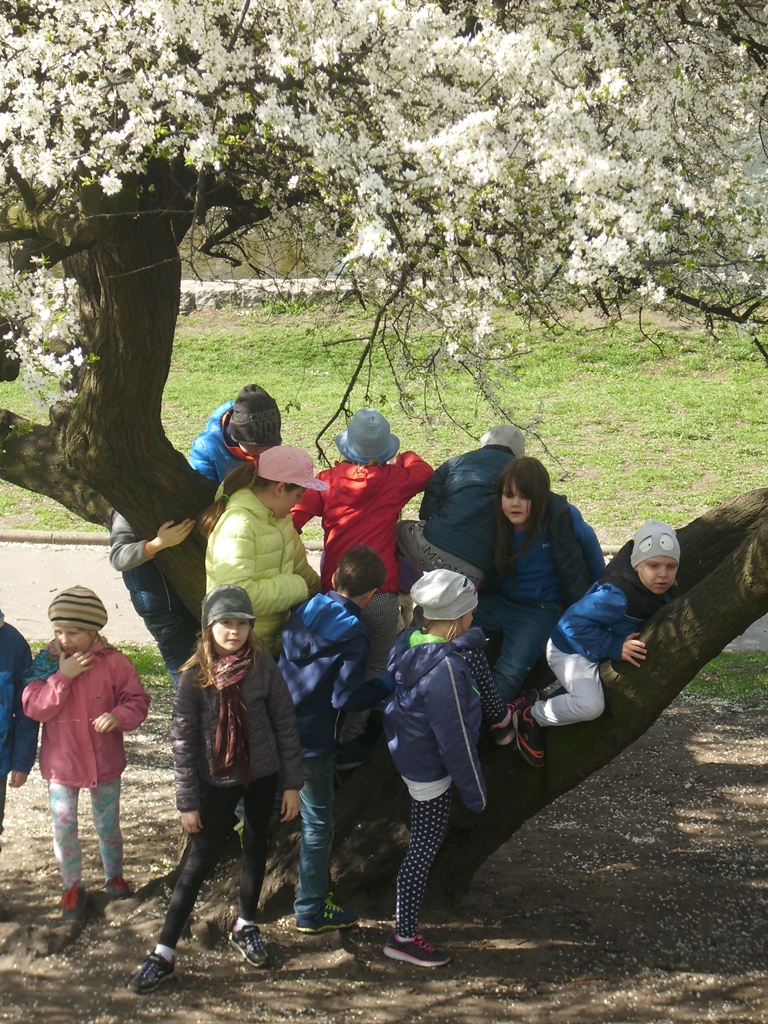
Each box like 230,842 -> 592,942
395,788 -> 453,940
159,773 -> 278,949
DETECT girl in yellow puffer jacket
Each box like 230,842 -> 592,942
200,446 -> 326,657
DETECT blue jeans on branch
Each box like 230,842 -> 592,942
295,755 -> 335,919
474,592 -> 561,702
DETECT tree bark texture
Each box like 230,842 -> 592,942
257,488 -> 768,911
0,213 -> 213,615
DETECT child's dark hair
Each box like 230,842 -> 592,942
493,456 -> 552,576
179,624 -> 265,688
334,545 -> 386,598
197,462 -> 304,539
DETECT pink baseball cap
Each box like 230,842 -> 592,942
257,445 -> 329,491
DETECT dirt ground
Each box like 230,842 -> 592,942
0,685 -> 766,1024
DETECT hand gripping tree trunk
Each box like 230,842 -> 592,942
256,488 -> 768,911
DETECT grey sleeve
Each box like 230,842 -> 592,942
109,511 -> 150,572
263,657 -> 304,792
171,678 -> 203,813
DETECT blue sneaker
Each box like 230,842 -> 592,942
295,894 -> 359,933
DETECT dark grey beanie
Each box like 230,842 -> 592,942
201,584 -> 256,630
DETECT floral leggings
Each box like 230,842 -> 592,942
48,778 -> 123,889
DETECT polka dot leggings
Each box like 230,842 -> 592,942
395,788 -> 453,940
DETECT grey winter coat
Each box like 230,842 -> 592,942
171,653 -> 304,812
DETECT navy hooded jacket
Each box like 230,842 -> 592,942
278,592 -> 392,759
0,620 -> 37,777
383,626 -> 487,813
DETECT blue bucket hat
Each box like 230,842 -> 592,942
335,409 -> 400,464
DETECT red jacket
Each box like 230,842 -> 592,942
292,453 -> 434,593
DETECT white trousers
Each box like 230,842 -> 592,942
533,640 -> 605,727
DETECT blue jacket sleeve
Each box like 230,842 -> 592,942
11,635 -> 38,774
331,633 -> 392,713
419,460 -> 448,522
188,434 -> 221,482
570,504 -> 606,582
424,657 -> 486,813
556,584 -> 629,662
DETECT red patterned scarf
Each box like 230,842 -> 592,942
210,646 -> 251,780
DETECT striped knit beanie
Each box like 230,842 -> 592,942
48,586 -> 108,631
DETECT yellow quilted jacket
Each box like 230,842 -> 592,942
205,487 -> 320,656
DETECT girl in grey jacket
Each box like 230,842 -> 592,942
128,585 -> 303,995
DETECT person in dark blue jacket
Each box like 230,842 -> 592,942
476,456 -> 605,703
278,545 -> 392,935
0,608 -> 37,917
397,424 -> 524,585
383,569 -> 488,968
514,520 -> 680,768
188,385 -> 282,484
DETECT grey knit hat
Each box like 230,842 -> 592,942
480,424 -> 525,458
411,569 -> 478,621
202,584 -> 256,630
48,586 -> 108,630
335,409 -> 400,464
630,520 -> 681,568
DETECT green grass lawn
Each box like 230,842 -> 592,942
1,305 -> 767,544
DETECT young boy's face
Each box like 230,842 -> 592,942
635,557 -> 679,595
54,627 -> 97,655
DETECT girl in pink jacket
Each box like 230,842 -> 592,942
22,586 -> 151,920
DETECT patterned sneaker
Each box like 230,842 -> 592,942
295,894 -> 359,933
513,704 -> 546,768
59,883 -> 87,921
230,924 -> 271,967
105,875 -> 133,898
126,952 -> 175,994
489,706 -> 515,746
383,931 -> 451,967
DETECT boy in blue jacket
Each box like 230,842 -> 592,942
514,520 -> 680,767
0,609 -> 37,918
278,545 -> 392,934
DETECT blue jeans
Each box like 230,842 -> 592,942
142,609 -> 200,689
474,593 -> 561,702
295,755 -> 335,919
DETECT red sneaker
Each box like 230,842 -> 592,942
59,883 -> 87,920
105,876 -> 132,898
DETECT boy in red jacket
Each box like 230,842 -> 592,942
292,409 -> 433,765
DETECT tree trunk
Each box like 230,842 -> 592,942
258,488 -> 768,910
0,214 -> 212,615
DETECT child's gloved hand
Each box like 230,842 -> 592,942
92,712 -> 120,733
621,632 -> 647,667
59,650 -> 93,679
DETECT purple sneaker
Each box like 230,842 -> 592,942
384,931 -> 451,967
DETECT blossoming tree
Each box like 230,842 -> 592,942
3,0 -> 768,893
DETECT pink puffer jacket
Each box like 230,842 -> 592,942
22,643 -> 150,788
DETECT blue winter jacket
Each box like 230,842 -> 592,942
420,445 -> 514,574
188,401 -> 241,484
383,626 -> 487,813
550,580 -> 674,663
278,592 -> 393,759
0,622 -> 37,777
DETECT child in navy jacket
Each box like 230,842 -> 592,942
0,608 -> 37,918
278,546 -> 393,934
383,569 -> 488,968
514,520 -> 680,768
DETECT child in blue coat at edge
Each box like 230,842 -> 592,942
278,545 -> 394,934
383,569 -> 490,968
0,608 -> 37,920
514,520 -> 680,768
